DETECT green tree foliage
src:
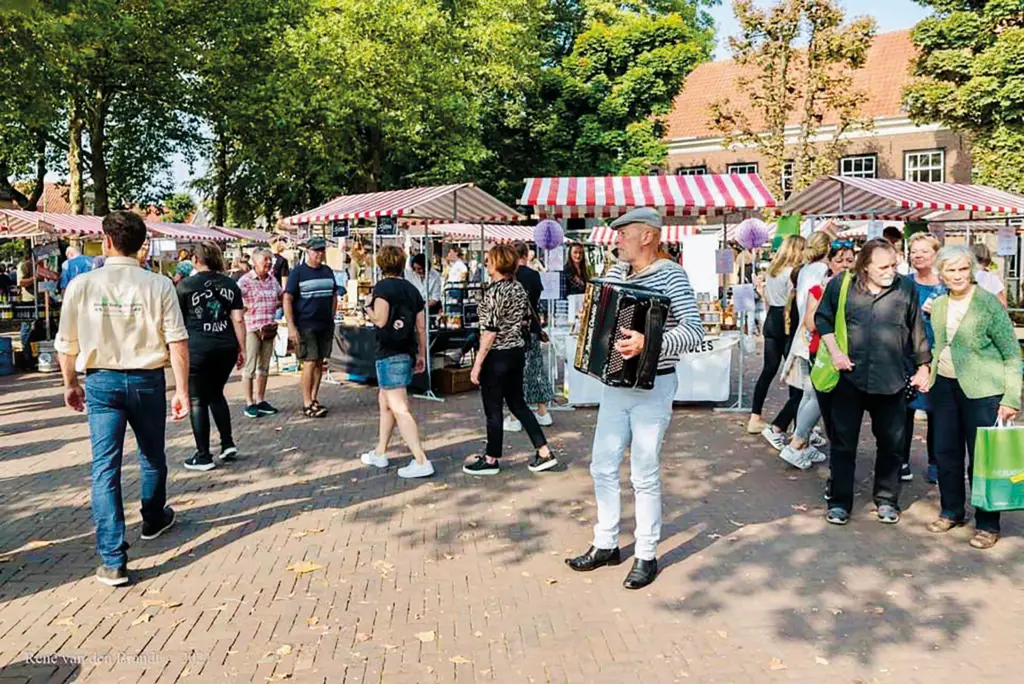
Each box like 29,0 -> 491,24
710,0 -> 875,200
904,0 -> 1024,192
161,192 -> 196,223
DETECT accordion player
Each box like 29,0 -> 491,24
574,279 -> 671,390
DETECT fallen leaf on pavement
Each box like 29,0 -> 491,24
286,561 -> 323,575
54,617 -> 76,627
815,656 -> 830,666
281,447 -> 298,453
520,571 -> 531,578
544,578 -> 558,585
790,504 -> 809,512
716,630 -> 728,639
131,614 -> 152,626
276,644 -> 293,656
830,608 -> 843,615
467,521 -> 478,528
442,553 -> 455,561
449,656 -> 472,665
307,617 -> 320,627
415,631 -> 435,643
355,632 -> 370,643
872,606 -> 885,615
473,631 -> 483,638
768,657 -> 787,671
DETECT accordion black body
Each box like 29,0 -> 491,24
574,279 -> 671,390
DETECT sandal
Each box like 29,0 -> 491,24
303,405 -> 318,418
927,517 -> 963,534
969,530 -> 999,549
310,401 -> 328,418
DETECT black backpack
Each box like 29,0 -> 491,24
380,300 -> 416,352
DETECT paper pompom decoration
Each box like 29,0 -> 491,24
735,218 -> 771,250
533,220 -> 564,251
771,235 -> 783,251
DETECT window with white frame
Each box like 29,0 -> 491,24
839,154 -> 877,178
676,165 -> 708,175
904,149 -> 944,183
727,162 -> 758,175
782,161 -> 794,199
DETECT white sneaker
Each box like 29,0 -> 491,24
397,460 -> 434,479
360,451 -> 388,468
534,411 -> 553,427
809,430 -> 828,449
804,445 -> 828,464
761,425 -> 786,452
503,416 -> 522,432
780,445 -> 812,470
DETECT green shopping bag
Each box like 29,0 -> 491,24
810,272 -> 852,393
972,421 -> 1024,512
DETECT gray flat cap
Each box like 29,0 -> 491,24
609,207 -> 662,230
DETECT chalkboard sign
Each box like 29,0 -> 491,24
331,219 -> 350,238
376,216 -> 398,236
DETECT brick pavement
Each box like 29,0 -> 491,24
0,364 -> 1022,684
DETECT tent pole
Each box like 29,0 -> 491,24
413,219 -> 447,402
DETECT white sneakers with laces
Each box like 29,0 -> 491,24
360,451 -> 388,468
398,460 -> 435,479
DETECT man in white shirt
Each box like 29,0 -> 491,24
56,211 -> 190,587
445,246 -> 468,312
406,253 -> 442,314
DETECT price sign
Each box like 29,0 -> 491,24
331,219 -> 350,238
376,216 -> 398,236
997,225 -> 1016,256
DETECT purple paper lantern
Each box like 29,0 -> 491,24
735,218 -> 771,250
533,220 -> 564,251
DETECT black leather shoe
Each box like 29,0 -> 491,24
565,546 -> 621,572
623,558 -> 658,590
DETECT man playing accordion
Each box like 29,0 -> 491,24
565,207 -> 705,589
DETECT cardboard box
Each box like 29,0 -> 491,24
433,366 -> 476,395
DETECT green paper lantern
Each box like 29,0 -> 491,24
775,214 -> 801,237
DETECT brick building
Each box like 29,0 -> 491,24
662,30 -> 971,196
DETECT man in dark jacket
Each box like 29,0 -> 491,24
815,238 -> 931,527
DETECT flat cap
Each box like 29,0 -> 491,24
306,237 -> 326,251
609,207 -> 662,230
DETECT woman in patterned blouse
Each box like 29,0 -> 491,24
464,244 -> 558,476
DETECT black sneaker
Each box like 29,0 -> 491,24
528,452 -> 558,473
256,401 -> 279,416
219,445 -> 238,462
463,456 -> 500,476
243,404 -> 260,419
141,507 -> 176,540
899,464 -> 913,482
184,453 -> 216,471
825,506 -> 849,525
96,565 -> 129,587
876,504 -> 900,524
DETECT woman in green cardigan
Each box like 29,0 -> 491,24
928,245 -> 1022,549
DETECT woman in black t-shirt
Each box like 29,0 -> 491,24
358,246 -> 433,479
177,241 -> 245,472
463,244 -> 557,477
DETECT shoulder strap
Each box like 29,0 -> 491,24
835,272 -> 852,352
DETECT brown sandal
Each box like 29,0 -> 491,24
969,530 -> 1000,549
927,518 -> 963,534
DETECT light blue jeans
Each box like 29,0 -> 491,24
86,370 -> 169,568
590,372 -> 678,561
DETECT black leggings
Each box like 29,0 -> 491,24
480,347 -> 547,458
902,407 -> 936,467
751,306 -> 790,415
188,347 -> 237,456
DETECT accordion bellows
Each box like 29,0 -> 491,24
574,279 -> 670,390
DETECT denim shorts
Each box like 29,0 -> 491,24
376,354 -> 413,390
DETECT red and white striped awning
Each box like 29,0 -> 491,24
212,226 -> 275,243
284,184 -> 524,225
784,176 -> 1024,220
426,223 -> 534,243
0,210 -> 230,242
520,174 -> 777,218
587,224 -> 699,246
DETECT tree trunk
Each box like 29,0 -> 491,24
90,87 -> 110,215
68,97 -> 86,215
23,129 -> 47,211
0,160 -> 30,207
214,130 -> 228,226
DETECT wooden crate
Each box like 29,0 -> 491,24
433,366 -> 476,395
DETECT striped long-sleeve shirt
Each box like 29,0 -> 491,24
605,259 -> 705,371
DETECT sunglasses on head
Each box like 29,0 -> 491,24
832,239 -> 854,250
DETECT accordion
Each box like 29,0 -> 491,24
574,279 -> 671,390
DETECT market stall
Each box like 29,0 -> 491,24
519,173 -> 777,405
283,184 -> 524,397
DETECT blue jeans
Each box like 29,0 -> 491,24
590,372 -> 678,560
376,354 -> 413,390
85,370 -> 169,568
